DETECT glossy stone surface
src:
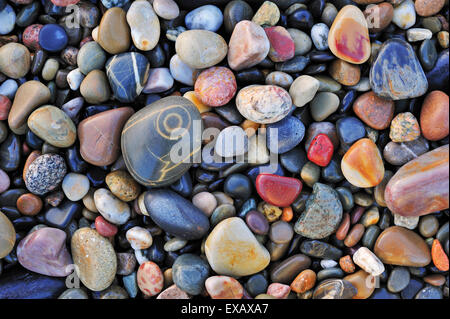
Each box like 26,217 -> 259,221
266,116 -> 305,154
71,228 -> 117,292
0,269 -> 66,299
420,90 -> 449,141
17,227 -> 72,277
383,137 -> 429,166
313,279 -> 357,299
185,4 -> 223,32
328,5 -> 370,64
97,7 -> 130,54
79,107 -> 134,166
105,52 -> 150,103
172,253 -> 209,295
28,105 -> 76,148
175,30 -> 227,69
122,97 -> 201,187
0,210 -> 15,258
265,26 -> 295,62
341,138 -> 384,188
384,145 -> 449,217
344,270 -> 375,299
94,188 -> 130,225
144,189 -> 210,240
352,91 -> 394,130
8,80 -> 50,135
270,254 -> 312,284
205,276 -> 243,299
126,0 -> 160,51
256,174 -> 302,207
38,24 -> 68,52
205,217 -> 270,277
370,38 -> 428,100
228,20 -> 269,71
374,226 -> 431,267
307,133 -> 334,167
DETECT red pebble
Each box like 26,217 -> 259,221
50,0 -> 80,6
95,216 -> 118,237
194,66 -> 237,107
307,133 -> 334,167
22,24 -> 43,51
0,95 -> 12,120
264,26 -> 295,62
256,174 -> 302,207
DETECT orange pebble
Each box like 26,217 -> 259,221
23,150 -> 41,181
431,239 -> 449,271
241,120 -> 260,137
281,207 -> 293,222
290,269 -> 316,293
183,91 -> 211,113
339,255 -> 356,273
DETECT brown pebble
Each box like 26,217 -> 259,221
420,90 -> 449,141
336,212 -> 350,241
423,274 -> 446,286
353,91 -> 394,130
16,193 -> 43,216
344,223 -> 365,247
415,0 -> 445,17
329,59 -> 361,86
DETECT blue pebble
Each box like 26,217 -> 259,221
105,52 -> 149,103
38,24 -> 68,52
0,4 -> 15,35
123,272 -> 138,298
267,116 -> 305,154
101,0 -> 129,9
185,5 -> 223,32
426,49 -> 449,91
370,38 -> 428,100
336,116 -> 366,145
0,79 -> 18,100
172,254 -> 210,296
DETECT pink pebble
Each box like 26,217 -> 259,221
17,227 -> 73,277
137,261 -> 164,296
0,169 -> 10,194
264,26 -> 295,62
157,284 -> 191,299
0,95 -> 11,121
267,283 -> 291,299
205,276 -> 244,299
194,67 -> 237,107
